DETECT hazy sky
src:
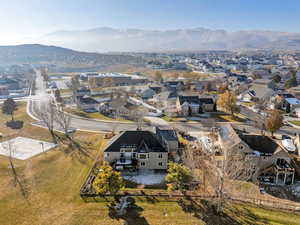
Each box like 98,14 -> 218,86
1,0 -> 300,45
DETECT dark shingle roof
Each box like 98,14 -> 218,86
149,86 -> 162,93
164,81 -> 184,86
156,127 -> 178,141
104,130 -> 166,153
178,96 -> 201,105
239,134 -> 279,155
78,96 -> 99,104
199,98 -> 214,104
178,96 -> 214,105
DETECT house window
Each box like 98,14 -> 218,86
158,162 -> 163,166
139,154 -> 147,159
132,153 -> 136,158
140,162 -> 146,166
105,153 -> 109,157
158,154 -> 163,158
120,153 -> 124,158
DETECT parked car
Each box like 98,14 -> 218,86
282,134 -> 291,140
259,187 -> 266,194
84,108 -> 98,113
282,138 -> 296,152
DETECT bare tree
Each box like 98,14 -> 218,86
54,109 -> 90,157
129,107 -> 148,130
35,102 -> 58,144
54,109 -> 72,140
182,140 -> 256,213
4,141 -> 27,199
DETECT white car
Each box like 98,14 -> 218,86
282,138 -> 296,152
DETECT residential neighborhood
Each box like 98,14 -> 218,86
2,1 -> 300,224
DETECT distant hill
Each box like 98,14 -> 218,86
0,44 -> 145,67
38,27 -> 300,52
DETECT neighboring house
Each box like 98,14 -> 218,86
0,85 -> 9,97
73,87 -> 91,101
99,99 -> 131,118
241,84 -> 275,102
0,78 -> 20,90
275,93 -> 300,113
88,73 -> 148,88
296,71 -> 300,83
218,124 -> 295,185
141,88 -> 156,99
176,96 -> 215,116
227,74 -> 248,88
164,81 -> 184,92
76,96 -> 99,111
155,127 -> 179,153
253,79 -> 276,88
149,86 -> 162,94
104,130 -> 168,170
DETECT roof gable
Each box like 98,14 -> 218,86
104,130 -> 166,153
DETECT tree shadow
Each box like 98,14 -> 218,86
227,206 -> 270,225
140,190 -> 159,204
59,140 -> 92,165
177,196 -> 261,225
6,120 -> 24,129
178,196 -> 271,225
107,197 -> 149,225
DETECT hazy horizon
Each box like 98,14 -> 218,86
1,0 -> 300,46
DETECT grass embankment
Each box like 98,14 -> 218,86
241,102 -> 256,107
64,108 -> 132,122
59,89 -> 72,94
213,113 -> 246,122
289,120 -> 300,126
0,102 -> 52,141
161,116 -> 175,122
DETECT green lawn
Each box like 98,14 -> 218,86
161,116 -> 174,122
59,89 -> 72,94
241,102 -> 256,107
64,108 -> 132,122
289,120 -> 300,126
213,114 -> 246,122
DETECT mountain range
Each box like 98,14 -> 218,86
38,27 -> 300,52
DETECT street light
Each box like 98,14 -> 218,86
40,141 -> 45,153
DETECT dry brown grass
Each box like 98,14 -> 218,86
0,102 -> 53,142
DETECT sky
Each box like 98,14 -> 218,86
1,0 -> 300,45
